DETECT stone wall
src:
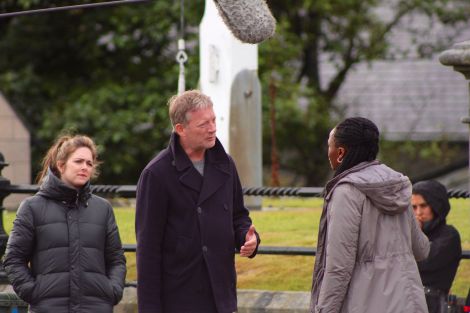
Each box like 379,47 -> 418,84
114,287 -> 310,313
0,286 -> 467,312
0,93 -> 31,209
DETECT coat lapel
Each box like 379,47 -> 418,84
198,161 -> 230,205
170,132 -> 231,199
170,133 -> 203,193
197,138 -> 231,205
179,167 -> 203,193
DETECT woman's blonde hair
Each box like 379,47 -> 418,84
36,134 -> 100,184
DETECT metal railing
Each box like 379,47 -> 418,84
0,154 -> 469,287
2,183 -> 469,258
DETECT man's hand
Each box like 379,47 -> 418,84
240,225 -> 257,257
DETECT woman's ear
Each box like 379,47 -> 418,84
337,147 -> 346,163
56,161 -> 65,175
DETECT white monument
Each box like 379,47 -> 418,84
200,0 -> 262,209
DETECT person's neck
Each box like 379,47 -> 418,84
179,141 -> 205,162
61,179 -> 81,191
186,149 -> 205,162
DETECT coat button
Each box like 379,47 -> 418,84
202,246 -> 208,253
197,207 -> 202,214
223,204 -> 228,211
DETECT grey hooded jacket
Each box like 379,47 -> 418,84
3,170 -> 126,313
310,161 -> 430,313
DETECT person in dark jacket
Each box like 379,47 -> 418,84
412,180 -> 462,313
3,135 -> 126,313
135,90 -> 260,313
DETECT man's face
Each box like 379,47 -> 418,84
179,107 -> 217,153
411,194 -> 435,223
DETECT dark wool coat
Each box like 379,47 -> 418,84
3,171 -> 126,313
135,133 -> 259,313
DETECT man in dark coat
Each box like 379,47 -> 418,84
412,180 -> 462,313
135,90 -> 260,313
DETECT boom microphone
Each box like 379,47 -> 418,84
212,0 -> 276,44
0,0 -> 150,18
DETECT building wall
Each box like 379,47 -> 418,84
0,94 -> 31,209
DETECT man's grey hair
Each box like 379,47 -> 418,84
168,90 -> 213,126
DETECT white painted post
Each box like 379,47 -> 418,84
200,0 -> 262,209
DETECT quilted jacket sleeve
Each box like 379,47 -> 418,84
3,199 -> 37,303
104,202 -> 127,305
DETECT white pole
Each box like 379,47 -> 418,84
200,0 -> 258,150
200,0 -> 262,209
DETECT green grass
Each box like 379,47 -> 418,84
2,197 -> 469,297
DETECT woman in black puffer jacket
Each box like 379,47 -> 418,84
3,135 -> 126,313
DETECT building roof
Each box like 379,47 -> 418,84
329,58 -> 469,141
321,10 -> 470,141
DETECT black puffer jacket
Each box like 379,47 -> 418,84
3,171 -> 126,313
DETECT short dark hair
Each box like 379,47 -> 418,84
334,117 -> 379,177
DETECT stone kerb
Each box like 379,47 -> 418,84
114,287 -> 310,313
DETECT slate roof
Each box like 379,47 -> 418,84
320,10 -> 470,142
328,58 -> 469,141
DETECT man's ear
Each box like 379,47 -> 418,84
174,123 -> 185,137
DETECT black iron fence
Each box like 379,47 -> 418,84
0,154 -> 469,287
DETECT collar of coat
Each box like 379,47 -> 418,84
169,132 -> 230,171
169,132 -> 231,205
37,168 -> 91,206
324,160 -> 380,201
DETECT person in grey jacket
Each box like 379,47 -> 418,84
310,117 -> 430,313
3,135 -> 126,313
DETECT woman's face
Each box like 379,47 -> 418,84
57,147 -> 94,189
327,128 -> 345,170
411,194 -> 435,223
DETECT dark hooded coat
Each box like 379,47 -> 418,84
3,170 -> 126,313
413,180 -> 462,293
135,133 -> 260,313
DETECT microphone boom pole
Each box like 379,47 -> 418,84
0,0 -> 152,19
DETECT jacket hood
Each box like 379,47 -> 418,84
327,161 -> 411,216
412,180 -> 450,219
37,168 -> 91,205
412,180 -> 449,234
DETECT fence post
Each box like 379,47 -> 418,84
0,153 -> 11,284
440,42 -> 470,194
